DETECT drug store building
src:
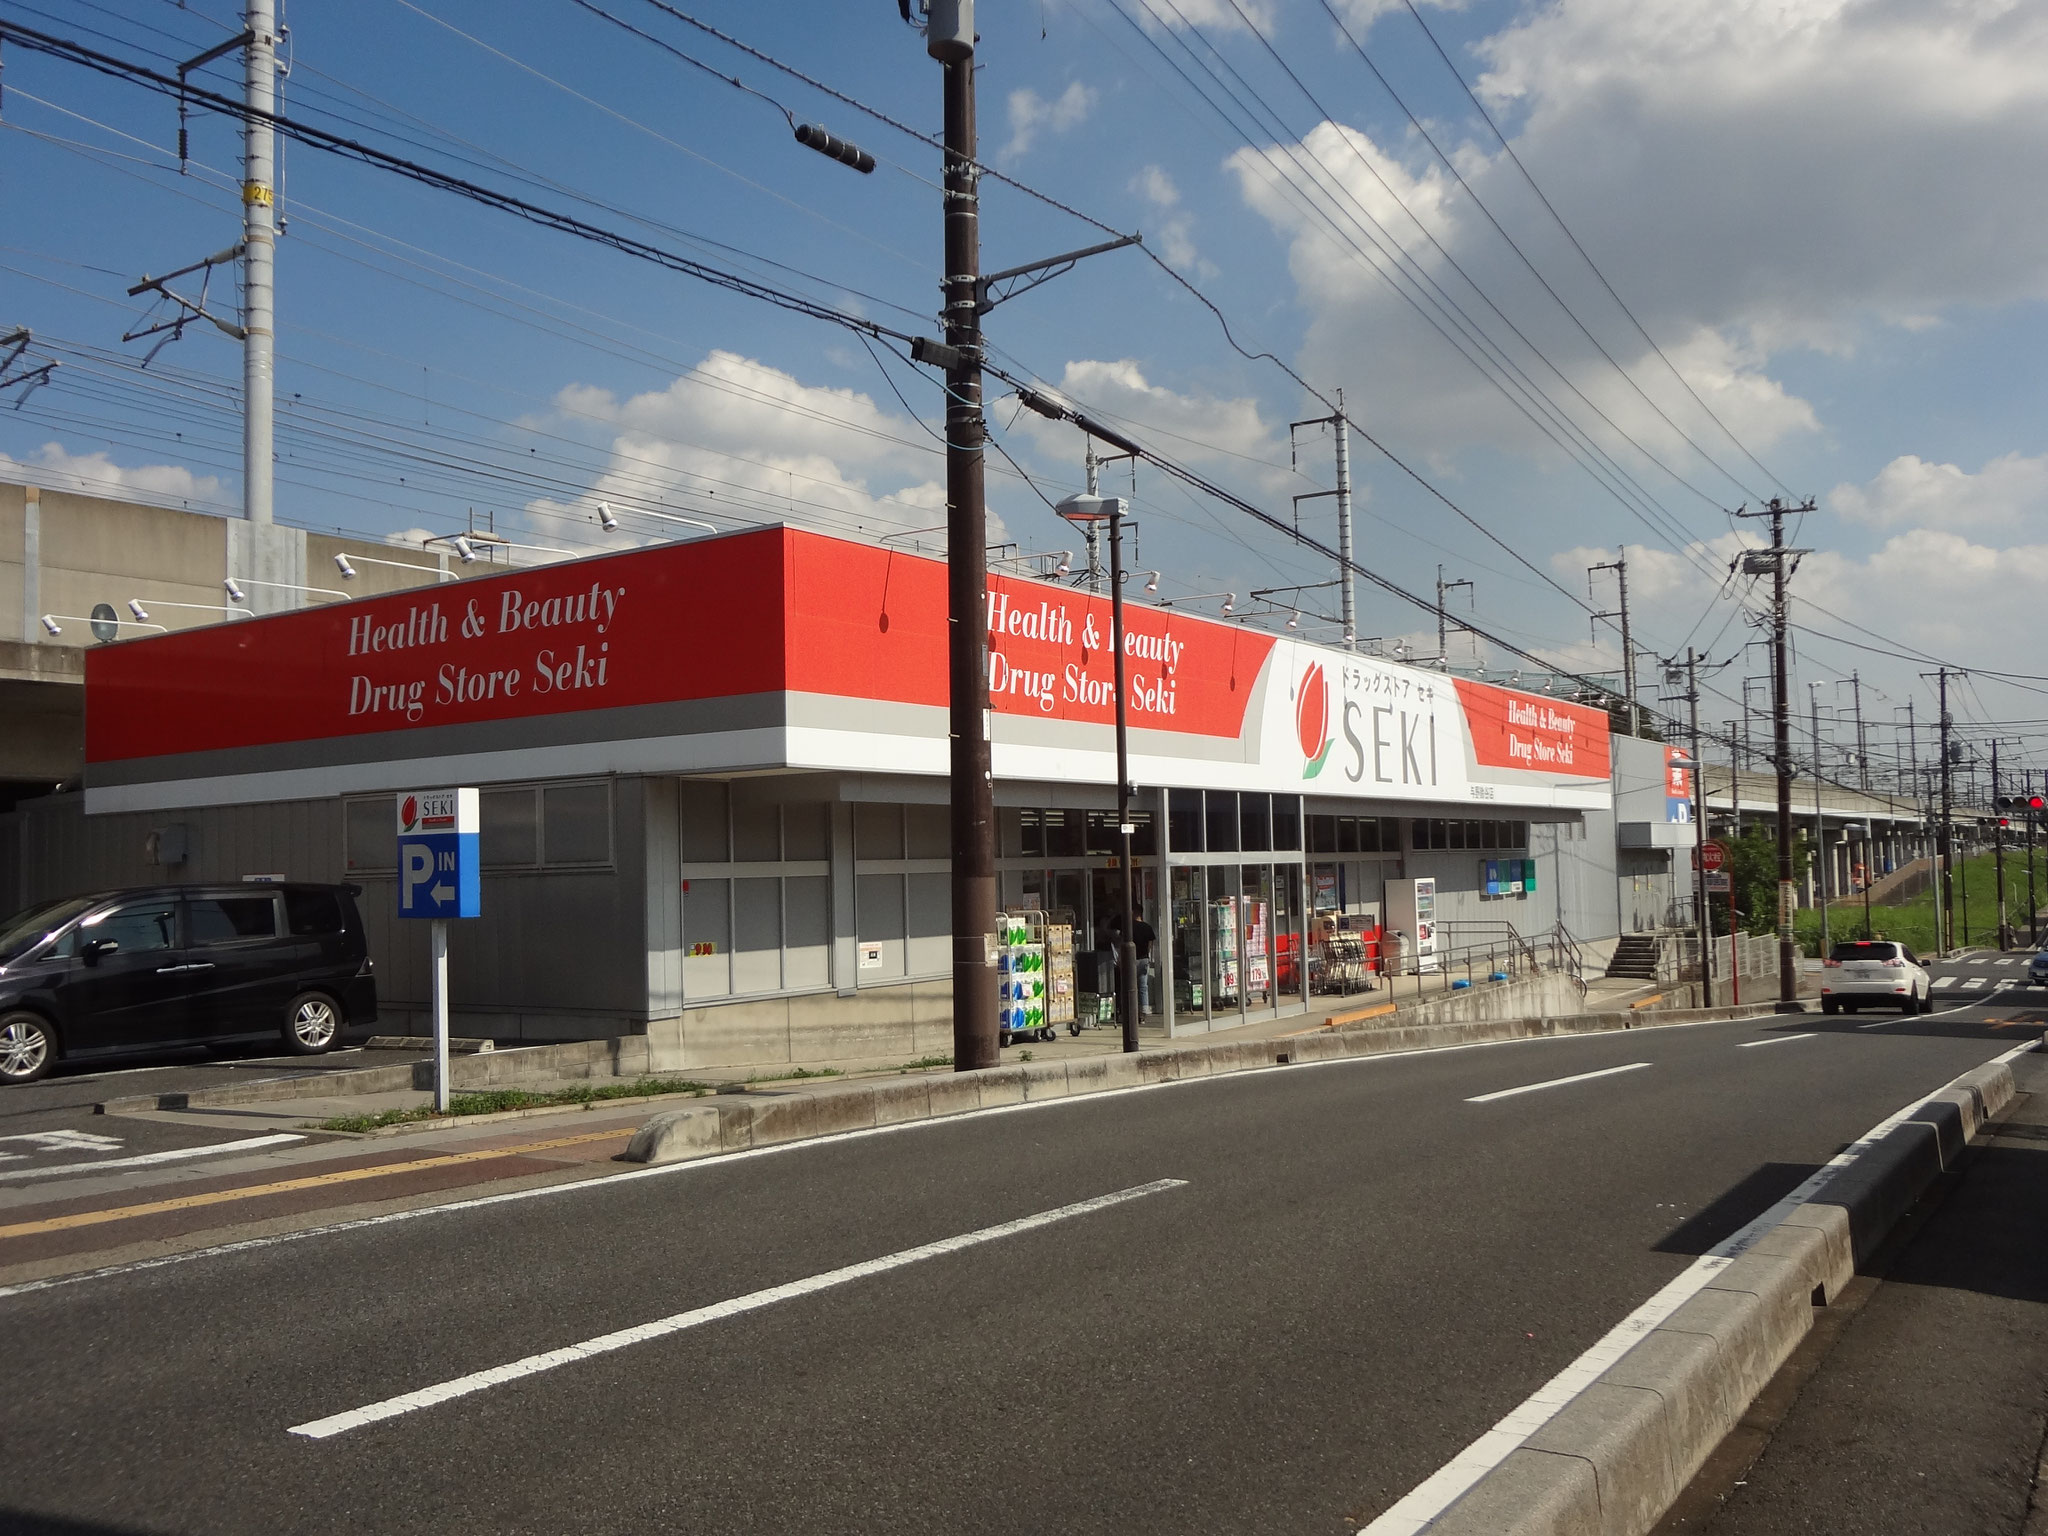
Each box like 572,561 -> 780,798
11,525 -> 1617,1068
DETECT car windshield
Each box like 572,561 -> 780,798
0,895 -> 98,962
1831,941 -> 1902,962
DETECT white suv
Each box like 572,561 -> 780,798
1820,940 -> 1931,1015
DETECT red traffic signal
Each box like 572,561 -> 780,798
2032,796 -> 2046,811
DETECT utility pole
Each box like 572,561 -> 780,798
1735,498 -> 1812,1002
242,0 -> 277,525
1080,443 -> 1102,594
1935,668 -> 1955,955
2030,768 -> 2040,947
1436,564 -> 1472,668
924,0 -> 998,1072
1589,548 -> 1636,737
1684,649 -> 1713,1000
1848,671 -> 1868,793
1994,738 -> 2007,949
1288,391 -> 1358,648
1810,682 -> 1829,955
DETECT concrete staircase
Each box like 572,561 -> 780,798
1605,932 -> 1663,982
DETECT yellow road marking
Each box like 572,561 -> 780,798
0,1127 -> 631,1242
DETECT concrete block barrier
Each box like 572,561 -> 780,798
1428,1051 -> 2024,1536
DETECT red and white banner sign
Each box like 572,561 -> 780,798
84,527 -> 1610,813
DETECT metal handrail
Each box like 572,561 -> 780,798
1550,922 -> 1588,995
1436,917 -> 1542,977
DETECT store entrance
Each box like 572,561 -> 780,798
1089,866 -> 1159,1016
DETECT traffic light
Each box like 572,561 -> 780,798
2032,795 -> 2045,812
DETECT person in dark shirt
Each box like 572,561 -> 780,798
1110,912 -> 1158,1013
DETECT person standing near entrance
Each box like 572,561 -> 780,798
1111,911 -> 1158,1015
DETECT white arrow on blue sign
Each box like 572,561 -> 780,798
396,787 -> 480,919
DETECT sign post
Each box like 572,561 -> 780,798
1699,840 -> 1732,1005
397,788 -> 479,1113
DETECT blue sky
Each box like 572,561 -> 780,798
5,0 -> 2048,783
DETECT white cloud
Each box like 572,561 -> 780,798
1004,81 -> 1097,158
1828,451 -> 2048,532
0,442 -> 226,510
1550,541 -> 1701,605
1012,357 -> 1291,491
1795,526 -> 2048,670
524,350 -> 980,550
1129,164 -> 1214,276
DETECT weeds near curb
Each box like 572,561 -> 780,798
316,1076 -> 717,1133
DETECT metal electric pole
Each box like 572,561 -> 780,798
242,0 -> 277,525
1847,670 -> 1868,793
1684,649 -> 1713,999
1936,668 -> 1955,955
921,0 -> 998,1072
1436,565 -> 1472,668
1288,394 -> 1359,649
1736,498 -> 1811,1003
1810,682 -> 1829,955
1994,737 -> 2008,949
1590,549 -> 1636,737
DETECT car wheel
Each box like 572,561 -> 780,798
1920,991 -> 1936,1014
283,991 -> 344,1055
1821,998 -> 1839,1016
0,1012 -> 57,1084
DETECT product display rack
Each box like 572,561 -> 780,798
996,909 -> 1053,1046
1045,922 -> 1076,1033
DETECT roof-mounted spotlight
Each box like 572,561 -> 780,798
223,577 -> 246,603
40,614 -> 61,636
127,600 -> 150,622
334,554 -> 357,579
597,502 -> 620,532
1286,609 -> 1300,630
1054,550 -> 1072,577
451,536 -> 477,563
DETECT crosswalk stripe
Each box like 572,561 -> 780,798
1933,976 -> 1958,989
1964,977 -> 1987,990
1994,979 -> 2016,992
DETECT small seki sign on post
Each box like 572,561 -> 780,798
396,788 -> 479,1113
397,788 -> 479,919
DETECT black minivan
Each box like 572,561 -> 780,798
0,883 -> 378,1084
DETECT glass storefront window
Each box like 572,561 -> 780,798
1169,789 -> 1204,854
1206,792 -> 1239,853
1241,864 -> 1273,1011
1272,797 -> 1301,851
1240,794 -> 1271,852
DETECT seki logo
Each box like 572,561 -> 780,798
1297,661 -> 1334,778
400,794 -> 419,832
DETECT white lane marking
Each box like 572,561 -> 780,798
1737,1033 -> 1816,1049
1994,980 -> 2017,993
287,1177 -> 1187,1440
0,1133 -> 303,1183
1364,1037 -> 2041,1536
1857,1018 -> 1898,1030
1933,976 -> 1958,990
1465,1062 -> 1649,1103
1964,977 -> 1987,991
0,1011 -> 1862,1306
0,1130 -> 124,1153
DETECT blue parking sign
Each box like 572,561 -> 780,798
396,787 -> 480,919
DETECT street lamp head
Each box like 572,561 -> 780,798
334,554 -> 357,579
597,501 -> 620,532
1142,570 -> 1159,593
451,536 -> 477,564
127,600 -> 150,622
39,614 -> 60,637
1220,593 -> 1236,616
223,578 -> 246,603
1667,756 -> 1700,771
1054,550 -> 1072,576
1054,492 -> 1124,525
1286,609 -> 1299,630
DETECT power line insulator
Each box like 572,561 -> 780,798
795,123 -> 876,175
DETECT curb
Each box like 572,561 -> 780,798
622,1001 -> 1794,1167
1425,1049 -> 2026,1536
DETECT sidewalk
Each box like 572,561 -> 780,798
116,962 -> 1639,1136
1662,1051 -> 2048,1534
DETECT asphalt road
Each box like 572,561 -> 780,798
0,963 -> 2035,1535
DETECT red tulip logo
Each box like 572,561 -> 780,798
1297,662 -> 1333,778
401,794 -> 418,831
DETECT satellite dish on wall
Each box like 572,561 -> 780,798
89,603 -> 119,644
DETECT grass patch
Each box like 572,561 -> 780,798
316,1075 -> 717,1132
1794,846 -> 2048,956
744,1066 -> 843,1083
893,1054 -> 953,1073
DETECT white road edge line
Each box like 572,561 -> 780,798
1736,1033 -> 1817,1049
1464,1062 -> 1649,1103
286,1177 -> 1187,1440
0,1012 -> 1858,1306
0,1133 -> 305,1183
1362,1036 -> 2041,1536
